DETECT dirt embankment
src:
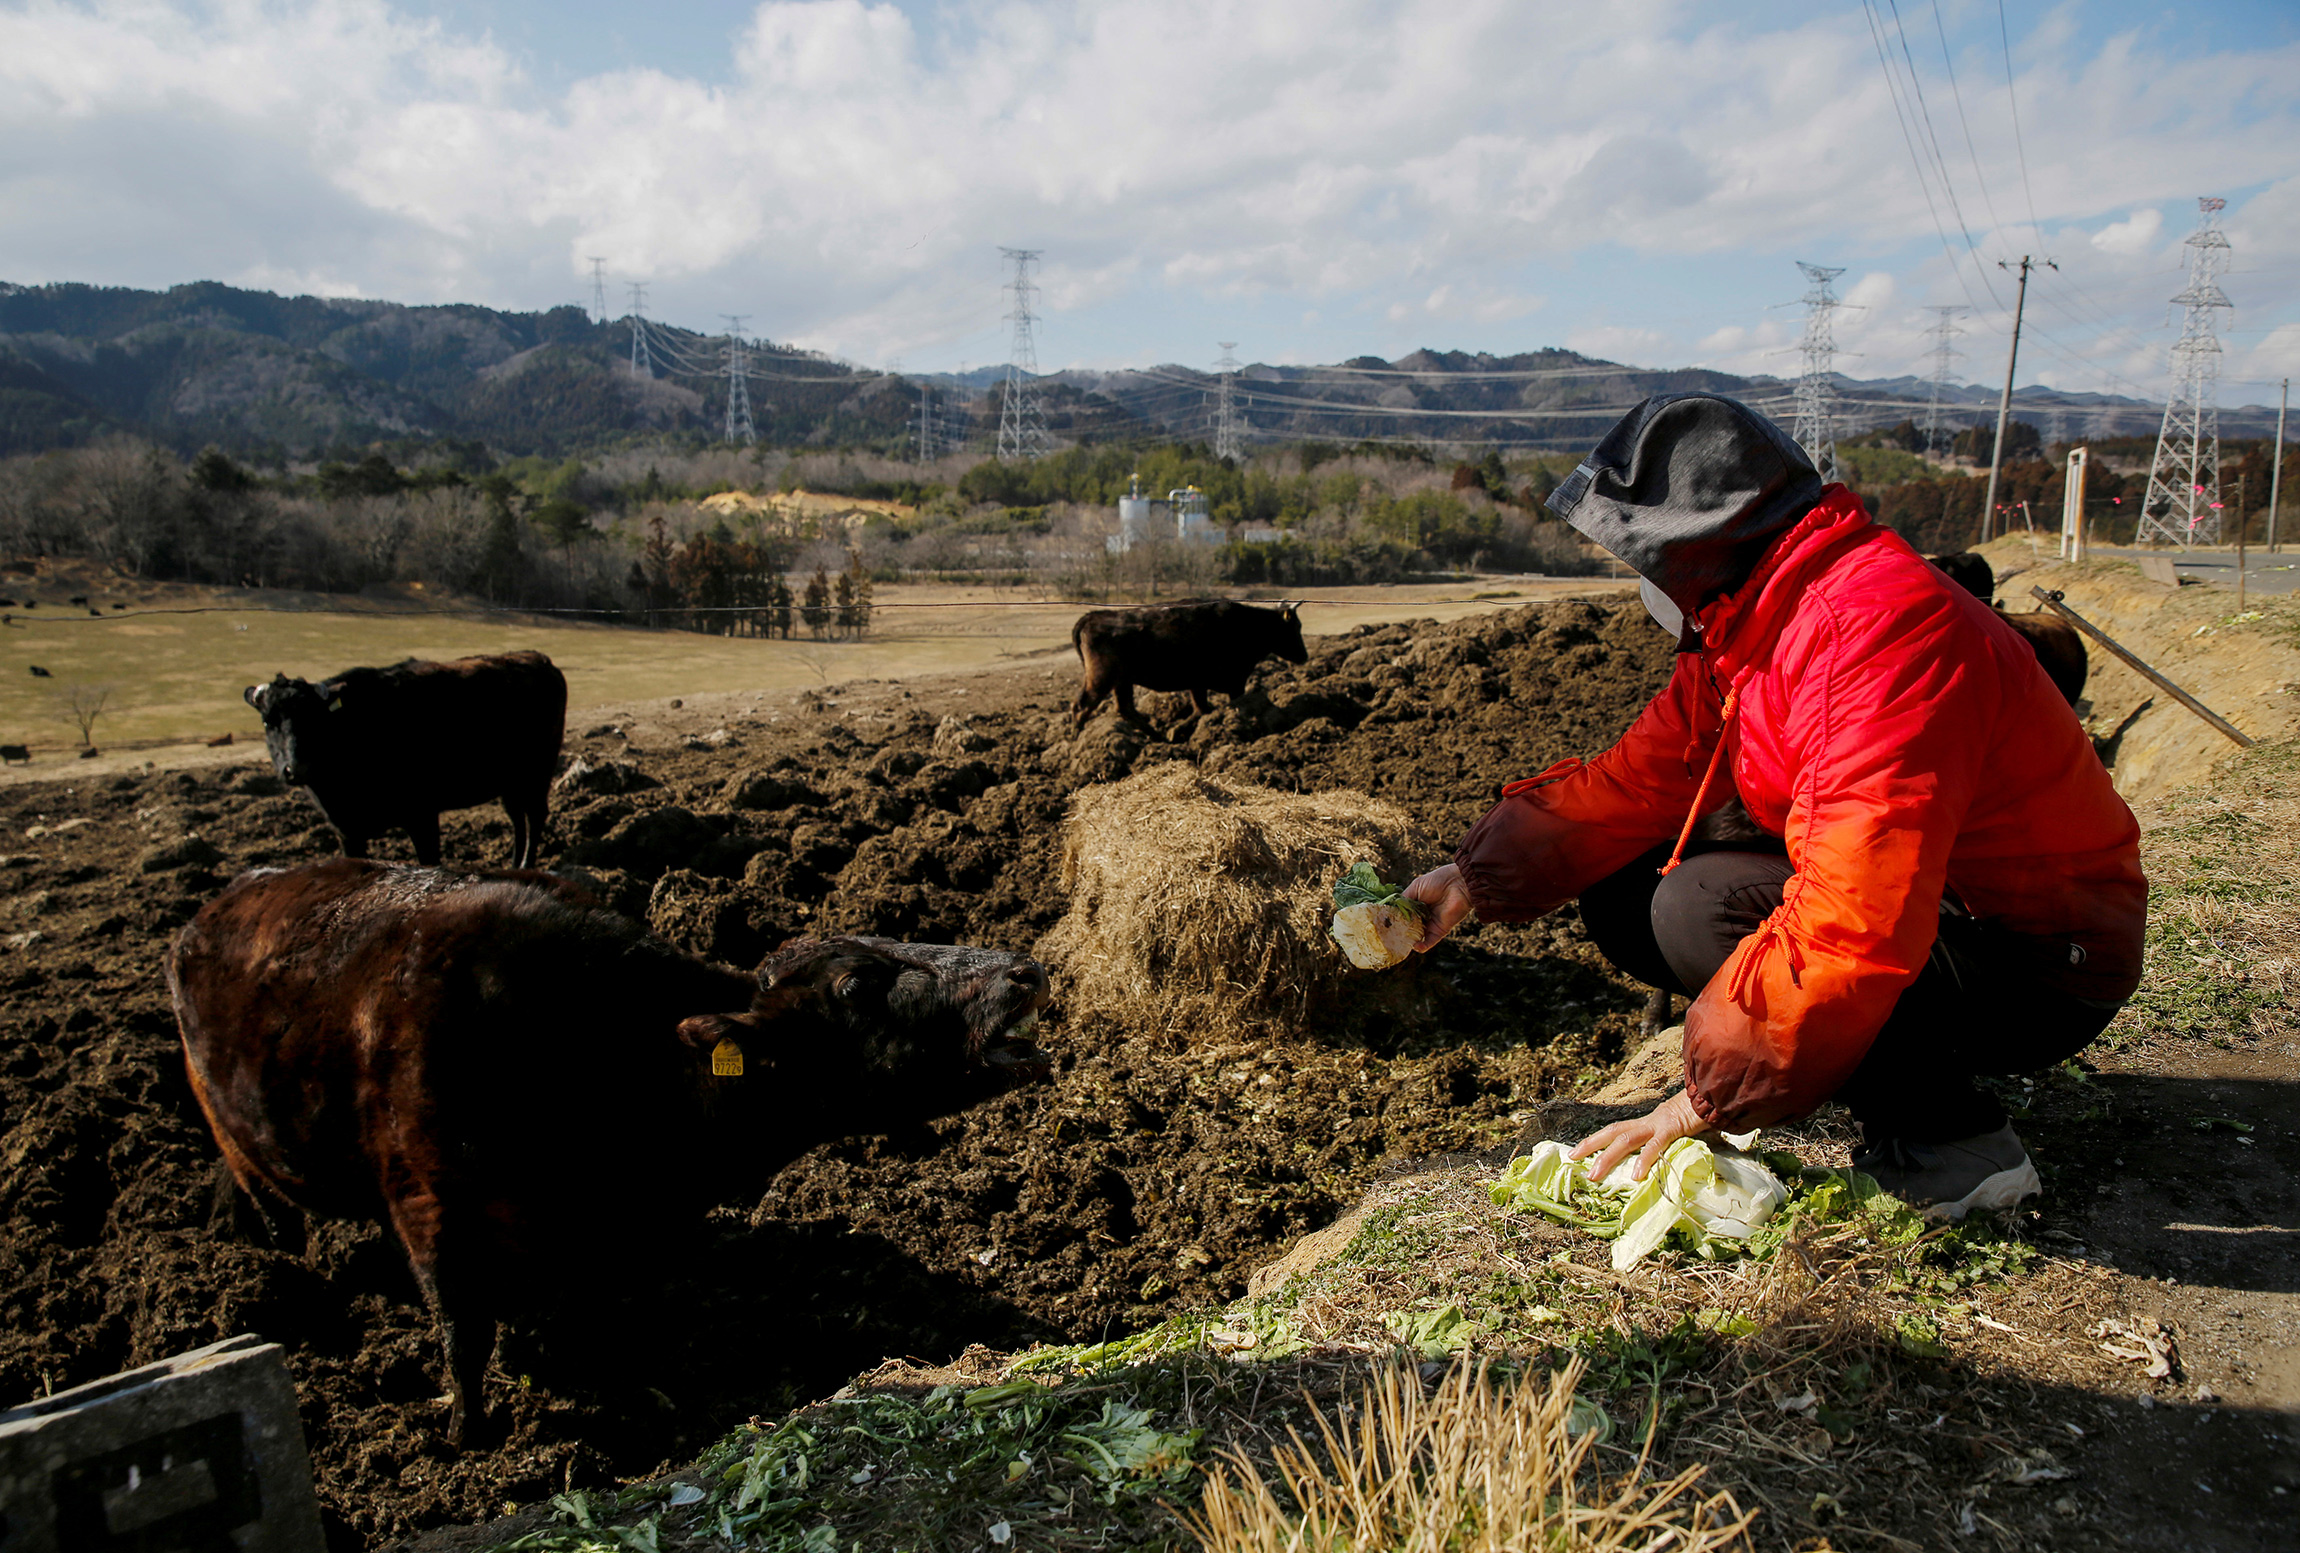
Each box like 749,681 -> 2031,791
0,595 -> 1677,1548
1980,548 -> 2300,802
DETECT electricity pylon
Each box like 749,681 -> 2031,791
626,282 -> 653,379
588,257 -> 609,323
1791,262 -> 1846,482
995,248 -> 1051,462
914,384 -> 939,464
2140,197 -> 2234,547
1921,306 -> 1966,454
720,315 -> 754,445
1214,342 -> 1242,462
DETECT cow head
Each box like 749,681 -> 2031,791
243,674 -> 340,788
675,936 -> 1052,1127
1272,604 -> 1308,664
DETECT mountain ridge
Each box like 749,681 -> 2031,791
1,279 -> 2275,460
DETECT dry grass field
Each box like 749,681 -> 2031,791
0,561 -> 1629,782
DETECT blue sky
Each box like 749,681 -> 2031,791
2,0 -> 2295,406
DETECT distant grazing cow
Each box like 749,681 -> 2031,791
168,860 -> 1053,1445
245,651 -> 565,866
1071,599 -> 1307,727
0,745 -> 27,765
26,666 -> 49,678
1927,553 -> 2088,705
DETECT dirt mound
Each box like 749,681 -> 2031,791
0,594 -> 1673,1548
1038,764 -> 1438,1041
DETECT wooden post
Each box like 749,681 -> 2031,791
2270,377 -> 2287,554
2236,472 -> 2246,612
2029,587 -> 2253,748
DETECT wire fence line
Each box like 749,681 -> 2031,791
3,585 -> 1625,628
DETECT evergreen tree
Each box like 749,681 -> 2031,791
801,568 -> 831,638
842,547 -> 874,638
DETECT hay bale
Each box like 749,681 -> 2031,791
1036,764 -> 1440,1040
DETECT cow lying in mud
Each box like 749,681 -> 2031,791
166,859 -> 1052,1446
1071,599 -> 1308,727
245,650 -> 566,866
1926,552 -> 2088,704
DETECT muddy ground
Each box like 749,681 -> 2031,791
0,595 -> 1691,1548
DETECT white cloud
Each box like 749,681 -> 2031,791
0,0 -> 2291,390
2090,208 -> 2163,255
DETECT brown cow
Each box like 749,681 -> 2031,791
167,860 -> 1051,1445
1070,599 -> 1307,727
244,650 -> 565,866
1927,552 -> 2087,705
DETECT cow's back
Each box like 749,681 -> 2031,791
1076,601 -> 1258,691
169,859 -> 724,1225
169,860 -> 448,1215
333,652 -> 565,813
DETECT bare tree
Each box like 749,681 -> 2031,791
63,685 -> 110,747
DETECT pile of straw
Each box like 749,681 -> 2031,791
1035,764 -> 1438,1041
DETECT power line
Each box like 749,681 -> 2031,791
1994,0 -> 2046,251
1856,0 -> 1994,317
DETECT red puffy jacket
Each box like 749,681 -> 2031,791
1454,489 -> 2145,1129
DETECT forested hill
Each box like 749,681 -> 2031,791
0,278 -> 2258,462
0,280 -> 923,459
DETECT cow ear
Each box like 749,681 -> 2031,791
677,1012 -> 764,1079
678,1011 -> 747,1048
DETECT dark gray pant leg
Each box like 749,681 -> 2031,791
1577,848 -> 2116,1142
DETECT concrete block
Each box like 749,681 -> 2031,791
0,1334 -> 323,1553
2137,554 -> 2181,587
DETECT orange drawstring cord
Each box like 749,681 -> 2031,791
1658,683 -> 1742,877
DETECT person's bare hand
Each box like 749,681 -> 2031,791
1570,1091 -> 1709,1183
1403,863 -> 1472,952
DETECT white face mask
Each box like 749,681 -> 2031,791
1639,576 -> 1684,640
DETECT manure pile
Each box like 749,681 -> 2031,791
0,594 -> 1672,1547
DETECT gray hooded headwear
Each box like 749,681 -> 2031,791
1545,394 -> 1824,635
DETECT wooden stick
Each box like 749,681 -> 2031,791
2028,587 -> 2254,749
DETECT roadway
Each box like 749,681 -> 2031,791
2061,545 -> 2300,598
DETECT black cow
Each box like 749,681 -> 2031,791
245,650 -> 565,866
1927,553 -> 2088,705
167,860 -> 1053,1445
1071,599 -> 1307,727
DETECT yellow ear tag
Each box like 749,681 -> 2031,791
710,1038 -> 744,1077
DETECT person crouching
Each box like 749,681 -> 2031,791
1404,393 -> 2144,1221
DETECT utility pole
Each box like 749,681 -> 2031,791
2269,376 -> 2287,554
588,257 -> 609,323
2140,198 -> 2233,548
1214,342 -> 1242,462
626,282 -> 653,380
996,247 -> 1051,463
1921,305 -> 1966,455
720,315 -> 754,445
1791,262 -> 1846,482
1980,255 -> 2052,543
